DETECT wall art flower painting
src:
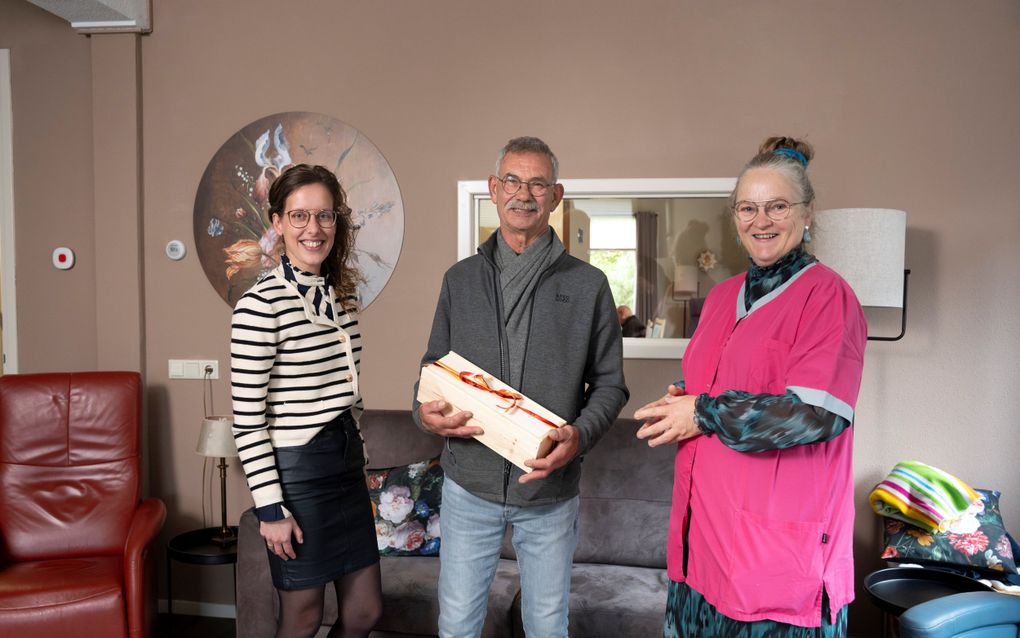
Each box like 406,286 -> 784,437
193,112 -> 404,308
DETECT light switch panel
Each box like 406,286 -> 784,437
168,359 -> 219,379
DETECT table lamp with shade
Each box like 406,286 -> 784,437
673,264 -> 699,299
810,208 -> 910,341
196,415 -> 239,546
672,264 -> 699,337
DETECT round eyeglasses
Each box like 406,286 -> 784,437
732,199 -> 805,222
496,175 -> 554,197
285,209 -> 338,228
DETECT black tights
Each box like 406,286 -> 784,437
275,562 -> 382,638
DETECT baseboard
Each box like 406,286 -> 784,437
158,598 -> 237,619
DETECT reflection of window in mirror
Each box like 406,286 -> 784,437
460,178 -> 738,359
584,201 -> 636,311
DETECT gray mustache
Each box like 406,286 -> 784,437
507,201 -> 538,211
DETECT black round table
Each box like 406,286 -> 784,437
865,567 -> 992,638
166,526 -> 238,616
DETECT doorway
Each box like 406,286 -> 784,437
1,49 -> 17,374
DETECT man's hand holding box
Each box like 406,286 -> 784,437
416,351 -> 566,473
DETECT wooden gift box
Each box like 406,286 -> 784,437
416,351 -> 564,472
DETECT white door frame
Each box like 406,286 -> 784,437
1,49 -> 18,373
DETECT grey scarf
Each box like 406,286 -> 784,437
494,228 -> 564,388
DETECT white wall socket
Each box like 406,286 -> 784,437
168,359 -> 219,379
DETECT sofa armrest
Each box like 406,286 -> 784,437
898,591 -> 1020,638
237,509 -> 278,638
123,498 -> 166,638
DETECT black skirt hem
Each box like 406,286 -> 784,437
269,550 -> 380,591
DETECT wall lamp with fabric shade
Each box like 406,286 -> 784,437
811,208 -> 910,341
196,415 -> 239,545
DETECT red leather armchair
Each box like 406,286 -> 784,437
0,372 -> 166,638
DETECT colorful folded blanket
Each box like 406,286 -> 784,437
869,461 -> 981,533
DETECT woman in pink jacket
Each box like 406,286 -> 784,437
635,137 -> 867,637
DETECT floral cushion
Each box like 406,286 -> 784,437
367,457 -> 442,556
881,488 -> 1018,577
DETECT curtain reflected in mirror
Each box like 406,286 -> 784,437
474,196 -> 745,339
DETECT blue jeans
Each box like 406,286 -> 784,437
438,477 -> 579,638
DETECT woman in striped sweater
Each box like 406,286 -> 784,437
231,164 -> 380,638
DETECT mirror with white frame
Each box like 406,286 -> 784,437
457,178 -> 741,359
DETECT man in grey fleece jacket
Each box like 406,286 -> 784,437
413,137 -> 628,637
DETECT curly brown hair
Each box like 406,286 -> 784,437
730,136 -> 816,209
268,164 -> 362,309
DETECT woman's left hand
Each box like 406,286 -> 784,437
261,517 -> 303,560
634,390 -> 700,447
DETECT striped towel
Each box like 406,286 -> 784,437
869,461 -> 981,533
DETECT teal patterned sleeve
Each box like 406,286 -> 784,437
694,390 -> 850,453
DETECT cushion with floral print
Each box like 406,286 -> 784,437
881,488 -> 1018,577
367,457 -> 442,556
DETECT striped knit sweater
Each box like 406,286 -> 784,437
230,263 -> 363,513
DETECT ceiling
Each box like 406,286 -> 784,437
27,0 -> 151,33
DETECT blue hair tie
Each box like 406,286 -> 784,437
773,147 -> 808,167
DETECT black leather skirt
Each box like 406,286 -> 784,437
268,411 -> 379,590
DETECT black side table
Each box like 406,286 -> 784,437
166,526 -> 239,616
865,567 -> 993,638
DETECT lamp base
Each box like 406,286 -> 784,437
211,458 -> 236,546
211,526 -> 237,547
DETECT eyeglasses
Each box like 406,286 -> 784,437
285,209 -> 338,228
496,175 -> 554,197
732,199 -> 806,222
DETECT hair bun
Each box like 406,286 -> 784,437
758,136 -> 814,166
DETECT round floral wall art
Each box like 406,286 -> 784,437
194,112 -> 404,308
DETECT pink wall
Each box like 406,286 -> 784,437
4,0 -> 1020,632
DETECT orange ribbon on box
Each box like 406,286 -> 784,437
428,361 -> 560,429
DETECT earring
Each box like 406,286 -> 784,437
735,235 -> 743,247
803,226 -> 812,243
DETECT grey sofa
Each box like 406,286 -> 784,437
236,409 -> 674,637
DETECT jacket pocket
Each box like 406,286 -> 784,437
723,508 -> 825,616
